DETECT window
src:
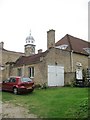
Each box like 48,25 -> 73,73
17,68 -> 22,76
21,77 -> 32,82
28,67 -> 34,78
9,78 -> 16,83
83,48 -> 90,54
32,46 -> 35,52
3,79 -> 9,83
31,40 -> 33,43
55,44 -> 68,50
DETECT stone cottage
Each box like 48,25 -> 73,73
0,29 -> 89,86
0,42 -> 24,81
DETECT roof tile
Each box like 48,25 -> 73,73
14,50 -> 48,67
55,34 -> 90,55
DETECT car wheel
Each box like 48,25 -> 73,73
13,87 -> 18,95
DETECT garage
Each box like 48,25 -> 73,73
48,65 -> 64,86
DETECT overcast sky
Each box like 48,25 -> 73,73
0,0 -> 89,53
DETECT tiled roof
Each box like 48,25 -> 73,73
14,34 -> 89,67
55,34 -> 90,55
14,50 -> 48,67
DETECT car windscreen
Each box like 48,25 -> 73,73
21,77 -> 32,82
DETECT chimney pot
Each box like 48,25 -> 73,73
0,42 -> 4,49
38,49 -> 42,53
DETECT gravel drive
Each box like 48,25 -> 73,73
1,101 -> 37,118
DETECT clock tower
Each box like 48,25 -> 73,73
24,31 -> 36,56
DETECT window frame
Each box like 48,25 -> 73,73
28,67 -> 34,78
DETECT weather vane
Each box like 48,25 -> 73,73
30,29 -> 31,35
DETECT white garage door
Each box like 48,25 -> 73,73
48,65 -> 64,86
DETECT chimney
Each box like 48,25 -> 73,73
0,42 -> 4,49
47,29 -> 55,49
38,49 -> 42,53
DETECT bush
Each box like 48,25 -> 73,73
41,82 -> 48,89
64,82 -> 71,87
35,84 -> 41,89
83,69 -> 90,87
70,78 -> 76,87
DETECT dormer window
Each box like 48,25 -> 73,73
83,48 -> 90,54
56,44 -> 68,50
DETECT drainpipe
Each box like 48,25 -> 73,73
22,65 -> 25,76
71,50 -> 73,72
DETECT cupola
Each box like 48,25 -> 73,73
25,31 -> 35,45
24,30 -> 36,56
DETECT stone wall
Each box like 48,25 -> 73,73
11,48 -> 88,86
0,49 -> 2,81
0,49 -> 24,81
12,60 -> 47,86
2,50 -> 24,65
72,52 -> 88,71
45,48 -> 72,72
64,72 -> 75,85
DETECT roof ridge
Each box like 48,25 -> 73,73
14,50 -> 49,67
66,34 -> 73,51
67,34 -> 89,43
55,34 -> 89,55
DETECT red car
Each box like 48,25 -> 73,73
2,76 -> 34,94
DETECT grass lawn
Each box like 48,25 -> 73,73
2,87 -> 89,118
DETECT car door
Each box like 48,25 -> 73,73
7,77 -> 16,91
2,79 -> 10,91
